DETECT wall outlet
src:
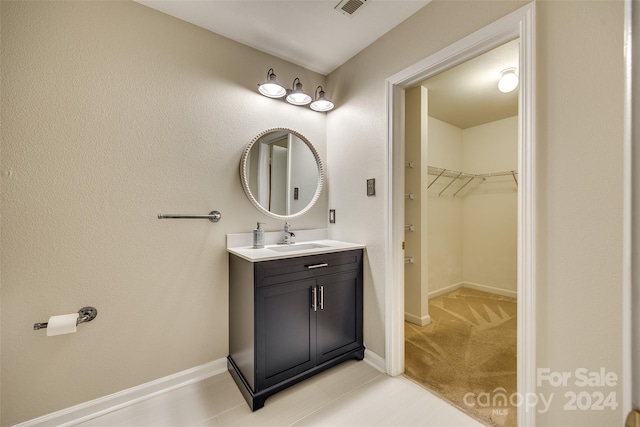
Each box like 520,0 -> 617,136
367,178 -> 376,196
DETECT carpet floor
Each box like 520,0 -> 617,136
404,287 -> 517,427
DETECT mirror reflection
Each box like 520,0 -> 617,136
240,128 -> 324,219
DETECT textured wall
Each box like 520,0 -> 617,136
1,2 -> 327,424
535,1 -> 623,425
425,116 -> 517,296
426,117 -> 464,294
403,86 -> 429,323
462,116 -> 518,293
326,0 -> 526,366
327,0 -> 624,425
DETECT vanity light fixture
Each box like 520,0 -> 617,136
258,68 -> 287,98
498,67 -> 519,93
258,69 -> 334,112
310,86 -> 334,112
285,78 -> 312,106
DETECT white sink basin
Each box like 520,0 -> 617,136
268,243 -> 330,253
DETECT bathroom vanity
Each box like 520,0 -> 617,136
227,239 -> 365,410
230,129 -> 364,410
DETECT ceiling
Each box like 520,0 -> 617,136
134,0 -> 519,127
420,39 -> 520,129
134,0 -> 431,76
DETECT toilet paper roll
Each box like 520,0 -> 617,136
47,313 -> 79,336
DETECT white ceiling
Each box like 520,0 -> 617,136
134,0 -> 519,127
134,0 -> 431,76
421,39 -> 519,129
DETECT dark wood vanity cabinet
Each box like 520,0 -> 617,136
228,249 -> 364,410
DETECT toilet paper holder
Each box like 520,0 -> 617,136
33,306 -> 98,331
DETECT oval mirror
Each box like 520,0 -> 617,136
240,128 -> 325,220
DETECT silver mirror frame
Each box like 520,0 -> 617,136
239,127 -> 325,220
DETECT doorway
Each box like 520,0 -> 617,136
384,4 -> 536,427
402,39 -> 519,427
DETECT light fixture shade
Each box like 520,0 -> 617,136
310,87 -> 334,112
498,68 -> 519,93
258,68 -> 286,98
286,78 -> 311,106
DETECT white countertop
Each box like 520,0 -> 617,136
227,229 -> 365,262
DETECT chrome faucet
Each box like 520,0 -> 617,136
283,222 -> 296,244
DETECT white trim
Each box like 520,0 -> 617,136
428,281 -> 517,299
385,81 -> 406,377
384,4 -> 536,426
364,349 -> 387,373
14,359 -> 228,427
404,312 -> 432,326
428,282 -> 465,298
517,6 -> 537,427
622,0 -> 637,419
463,282 -> 518,299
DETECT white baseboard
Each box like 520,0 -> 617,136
403,312 -> 431,326
463,281 -> 517,298
363,349 -> 386,373
428,281 -> 517,299
15,358 -> 228,427
428,281 -> 465,298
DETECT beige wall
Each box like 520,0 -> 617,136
327,0 -> 624,425
462,116 -> 518,293
535,1 -> 623,425
426,117 -> 464,294
403,86 -> 429,323
1,2 -> 328,424
326,0 -> 528,363
1,0 -> 626,425
426,116 -> 517,295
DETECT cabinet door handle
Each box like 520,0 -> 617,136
306,263 -> 329,269
311,287 -> 317,312
319,285 -> 324,310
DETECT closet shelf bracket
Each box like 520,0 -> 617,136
439,172 -> 463,197
427,168 -> 446,189
453,176 -> 477,197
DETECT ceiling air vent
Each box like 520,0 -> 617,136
334,0 -> 368,17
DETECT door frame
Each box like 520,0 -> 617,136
623,0 -> 638,420
384,3 -> 536,426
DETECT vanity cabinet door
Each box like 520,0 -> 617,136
315,270 -> 363,365
255,278 -> 317,390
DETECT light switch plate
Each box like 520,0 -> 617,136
367,178 -> 375,196
329,209 -> 336,223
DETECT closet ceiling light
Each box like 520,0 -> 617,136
285,78 -> 312,106
258,68 -> 286,98
498,67 -> 519,93
310,86 -> 334,112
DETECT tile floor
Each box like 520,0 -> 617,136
78,360 -> 485,427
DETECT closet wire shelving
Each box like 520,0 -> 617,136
427,166 -> 518,197
403,162 -> 518,265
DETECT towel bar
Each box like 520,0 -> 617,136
157,210 -> 221,223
